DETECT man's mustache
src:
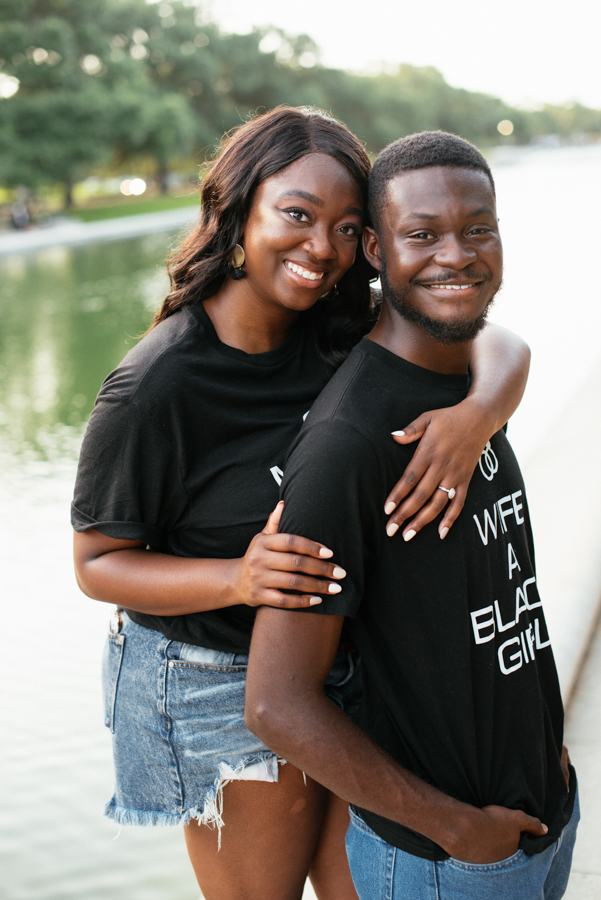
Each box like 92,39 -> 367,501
410,271 -> 492,285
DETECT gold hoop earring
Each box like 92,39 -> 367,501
226,244 -> 246,280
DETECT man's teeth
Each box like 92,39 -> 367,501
286,262 -> 324,281
427,283 -> 476,290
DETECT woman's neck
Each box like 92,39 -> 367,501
203,286 -> 299,354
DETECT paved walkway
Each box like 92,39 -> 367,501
0,205 -> 199,257
563,614 -> 601,898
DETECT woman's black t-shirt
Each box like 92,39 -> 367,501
71,303 -> 334,652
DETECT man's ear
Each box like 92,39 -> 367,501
362,226 -> 382,272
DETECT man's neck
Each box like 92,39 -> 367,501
368,301 -> 472,375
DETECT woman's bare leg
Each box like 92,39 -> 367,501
184,762 -> 326,900
309,791 -> 359,900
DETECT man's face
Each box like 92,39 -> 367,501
365,166 -> 503,344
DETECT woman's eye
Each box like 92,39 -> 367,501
338,224 -> 362,237
284,208 -> 311,224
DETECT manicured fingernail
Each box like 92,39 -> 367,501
309,597 -> 322,605
332,567 -> 346,579
391,430 -> 405,436
277,500 -> 284,506
384,501 -> 396,515
386,522 -> 399,537
404,529 -> 416,542
319,547 -> 333,558
439,526 -> 449,540
328,583 -> 342,593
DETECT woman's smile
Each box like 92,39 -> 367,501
284,259 -> 327,286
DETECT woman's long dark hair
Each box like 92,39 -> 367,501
153,106 -> 376,368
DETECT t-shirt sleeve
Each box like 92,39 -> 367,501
279,420 -> 383,618
71,394 -> 187,546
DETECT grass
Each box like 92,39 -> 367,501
64,192 -> 200,222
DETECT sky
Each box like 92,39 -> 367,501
205,0 -> 601,109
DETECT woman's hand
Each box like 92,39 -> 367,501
232,501 -> 346,608
384,399 -> 496,541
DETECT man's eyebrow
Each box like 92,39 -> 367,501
403,206 -> 496,221
467,206 -> 496,217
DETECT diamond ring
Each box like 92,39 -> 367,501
438,485 -> 456,500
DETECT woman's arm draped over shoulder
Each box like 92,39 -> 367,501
384,322 -> 530,539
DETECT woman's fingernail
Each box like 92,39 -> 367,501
309,597 -> 322,605
328,583 -> 342,593
404,529 -> 416,542
439,526 -> 449,540
386,522 -> 399,537
332,566 -> 346,579
391,430 -> 405,436
384,501 -> 396,515
277,500 -> 284,506
542,824 -> 548,834
319,547 -> 333,558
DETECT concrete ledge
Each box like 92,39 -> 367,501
521,356 -> 601,701
0,205 -> 199,258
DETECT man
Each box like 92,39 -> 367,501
245,131 -> 578,899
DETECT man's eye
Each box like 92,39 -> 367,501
468,227 -> 492,236
284,208 -> 311,224
409,232 -> 433,240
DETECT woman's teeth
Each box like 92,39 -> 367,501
286,262 -> 324,281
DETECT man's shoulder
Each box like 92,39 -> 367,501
304,340 -> 402,436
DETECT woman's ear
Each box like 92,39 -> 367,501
362,226 -> 382,272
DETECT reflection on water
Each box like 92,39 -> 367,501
0,235 -> 169,463
0,231 -> 201,900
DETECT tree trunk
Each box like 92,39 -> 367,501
157,161 -> 169,195
63,181 -> 74,209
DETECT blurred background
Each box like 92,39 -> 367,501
1,1 -> 601,898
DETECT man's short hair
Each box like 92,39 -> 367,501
368,131 -> 495,231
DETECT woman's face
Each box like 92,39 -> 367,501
240,152 -> 364,313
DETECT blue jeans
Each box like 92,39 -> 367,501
102,613 -> 361,834
346,790 -> 579,900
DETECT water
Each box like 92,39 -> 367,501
1,145 -> 601,899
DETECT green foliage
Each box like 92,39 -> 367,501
0,0 -> 599,202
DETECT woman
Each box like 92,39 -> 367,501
72,107 -> 530,900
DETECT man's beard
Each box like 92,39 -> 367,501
380,260 -> 501,346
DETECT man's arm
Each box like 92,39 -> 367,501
245,606 -> 547,864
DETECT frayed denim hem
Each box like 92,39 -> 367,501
104,751 -> 282,847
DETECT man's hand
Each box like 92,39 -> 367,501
447,805 -> 548,864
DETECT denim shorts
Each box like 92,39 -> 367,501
346,790 -> 580,900
102,612 -> 361,836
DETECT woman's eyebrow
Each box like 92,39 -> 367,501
278,189 -> 324,206
278,190 -> 362,218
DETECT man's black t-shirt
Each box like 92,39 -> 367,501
279,337 -> 574,861
71,303 -> 333,652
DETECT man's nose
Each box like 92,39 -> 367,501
434,235 -> 477,268
302,226 -> 336,260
